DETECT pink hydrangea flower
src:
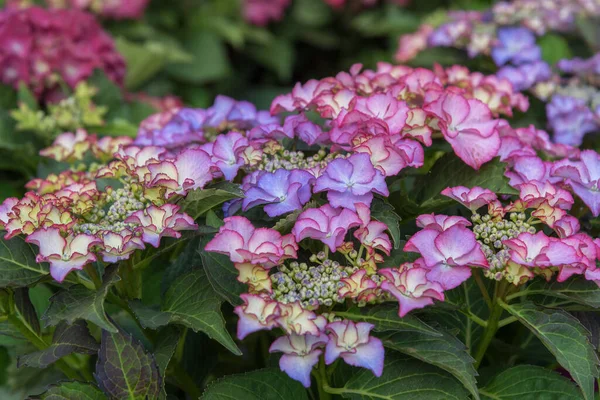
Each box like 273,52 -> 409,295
276,303 -> 324,336
353,136 -> 418,177
125,204 -> 197,248
314,153 -> 389,211
325,320 -> 384,377
338,270 -> 378,301
416,214 -> 471,231
552,150 -> 600,216
243,0 -> 291,26
380,267 -> 445,317
425,93 -> 500,169
441,186 -> 498,212
269,332 -> 328,388
553,215 -> 581,238
516,180 -> 574,210
354,203 -> 392,255
40,130 -> 93,163
147,148 -> 213,196
26,227 -> 100,282
292,205 -> 362,252
404,225 -> 489,290
201,131 -> 249,181
234,294 -> 280,339
99,231 -> 145,263
503,231 -> 580,268
206,216 -> 297,268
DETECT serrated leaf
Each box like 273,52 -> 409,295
525,276 -> 600,308
14,288 -> 40,335
28,381 -> 106,400
42,265 -> 120,333
153,326 -> 180,377
415,154 -> 517,207
335,305 -> 441,337
370,200 -> 402,249
181,182 -> 244,220
198,243 -> 245,306
380,329 -> 479,399
201,368 -> 309,400
0,235 -> 49,288
500,301 -> 600,400
18,321 -> 98,368
330,352 -> 470,400
95,328 -> 161,400
479,365 -> 581,400
130,269 -> 240,355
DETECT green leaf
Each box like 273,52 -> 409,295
14,288 -> 40,335
414,154 -> 517,208
335,304 -> 442,337
116,38 -> 169,90
479,365 -> 581,400
28,381 -> 106,400
524,276 -> 600,308
42,265 -> 120,333
539,34 -> 573,64
86,71 -> 123,116
380,329 -> 479,399
577,16 -> 600,51
130,269 -> 241,355
181,181 -> 244,220
378,243 -> 419,268
166,32 -> 230,84
0,235 -> 49,288
153,326 -> 180,377
18,321 -> 98,368
95,328 -> 161,400
370,199 -> 402,249
328,352 -> 470,400
17,82 -> 38,110
291,0 -> 333,27
248,38 -> 295,82
500,301 -> 600,400
201,368 -> 309,400
198,244 -> 245,306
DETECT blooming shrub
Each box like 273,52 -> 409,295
0,52 -> 598,399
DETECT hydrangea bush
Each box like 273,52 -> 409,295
0,59 -> 599,399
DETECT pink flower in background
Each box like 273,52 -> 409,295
43,0 -> 149,19
441,186 -> 498,212
552,150 -> 600,216
404,224 -> 488,289
425,93 -> 500,169
26,227 -> 100,282
325,320 -> 384,377
206,216 -> 297,267
380,267 -> 445,317
292,205 -> 362,252
243,0 -> 291,26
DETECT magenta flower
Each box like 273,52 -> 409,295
380,267 -> 444,317
234,294 -> 280,339
517,180 -> 574,210
148,148 -> 213,196
242,169 -> 314,217
338,270 -> 378,301
325,320 -> 384,377
205,216 -> 297,268
552,150 -> 600,216
314,153 -> 389,211
276,303 -> 325,336
425,93 -> 500,169
441,186 -> 497,212
26,228 -> 100,282
345,93 -> 409,135
553,215 -> 581,238
404,225 -> 489,290
416,214 -> 471,231
503,231 -> 580,268
354,203 -> 392,255
353,136 -> 408,177
283,114 -> 327,146
201,131 -> 249,181
292,205 -> 362,252
99,231 -> 145,263
557,234 -> 598,282
125,204 -> 197,248
269,332 -> 328,387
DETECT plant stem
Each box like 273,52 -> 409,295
171,363 -> 202,399
474,280 -> 509,369
473,269 -> 492,308
313,357 -> 333,400
84,264 -> 102,290
497,316 -> 518,328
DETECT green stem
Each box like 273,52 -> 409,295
8,314 -> 81,380
497,316 -> 518,328
314,357 -> 333,400
106,290 -> 151,340
474,280 -> 509,369
84,264 -> 102,290
473,269 -> 492,309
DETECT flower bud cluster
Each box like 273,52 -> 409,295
255,148 -> 341,174
271,256 -> 357,310
472,212 -> 535,280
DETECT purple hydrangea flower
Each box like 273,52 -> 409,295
497,60 -> 552,91
269,332 -> 328,387
491,27 -> 541,66
242,169 -> 315,217
546,94 -> 598,146
314,153 -> 389,211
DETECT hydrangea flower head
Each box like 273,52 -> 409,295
147,148 -> 214,196
292,205 -> 362,252
441,186 -> 498,212
380,267 -> 445,317
552,150 -> 600,216
124,204 -> 197,248
491,27 -> 541,66
503,231 -> 580,268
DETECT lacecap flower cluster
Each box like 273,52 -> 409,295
4,61 -> 600,387
9,0 -> 149,20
